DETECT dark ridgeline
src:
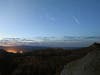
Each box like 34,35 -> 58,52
61,42 -> 100,75
0,43 -> 99,75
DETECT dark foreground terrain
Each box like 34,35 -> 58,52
61,43 -> 100,75
0,43 -> 99,75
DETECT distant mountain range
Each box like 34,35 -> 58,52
0,46 -> 49,53
0,45 -> 82,53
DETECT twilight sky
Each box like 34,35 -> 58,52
0,0 -> 100,47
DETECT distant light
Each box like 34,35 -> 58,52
19,50 -> 23,53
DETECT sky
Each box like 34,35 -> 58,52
0,0 -> 100,47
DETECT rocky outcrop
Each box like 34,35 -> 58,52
61,43 -> 100,75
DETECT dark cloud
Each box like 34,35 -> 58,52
83,36 -> 100,39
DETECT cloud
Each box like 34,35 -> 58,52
73,16 -> 80,24
0,38 -> 37,46
83,36 -> 100,39
0,36 -> 100,47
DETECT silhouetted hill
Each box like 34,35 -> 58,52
0,49 -> 7,54
61,43 -> 100,75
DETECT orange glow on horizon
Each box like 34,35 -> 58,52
6,49 -> 18,53
6,49 -> 24,54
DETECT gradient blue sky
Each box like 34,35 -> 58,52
0,0 -> 100,47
